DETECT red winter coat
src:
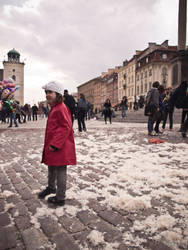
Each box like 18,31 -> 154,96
42,102 -> 76,166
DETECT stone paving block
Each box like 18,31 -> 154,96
87,198 -> 107,213
0,199 -> 5,212
143,240 -> 172,250
88,219 -> 122,243
0,175 -> 10,185
77,210 -> 99,225
10,201 -> 29,217
59,214 -> 85,233
25,198 -> 42,214
65,198 -> 82,208
0,212 -> 11,227
39,216 -> 62,238
0,226 -> 17,250
15,215 -> 31,230
98,210 -> 132,229
6,194 -> 21,204
18,187 -> 34,200
1,183 -> 14,192
14,182 -> 28,191
73,229 -> 92,246
11,177 -> 23,185
52,232 -> 80,250
22,228 -> 48,250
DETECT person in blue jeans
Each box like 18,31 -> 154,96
9,111 -> 18,127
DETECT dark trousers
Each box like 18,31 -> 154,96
181,110 -> 188,124
104,114 -> 111,124
48,165 -> 67,201
162,111 -> 173,129
32,113 -> 37,121
183,117 -> 188,133
78,109 -> 86,132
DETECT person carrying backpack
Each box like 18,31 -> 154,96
77,93 -> 87,132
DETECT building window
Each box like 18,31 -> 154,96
12,69 -> 15,72
162,53 -> 167,60
141,73 -> 143,79
145,83 -> 147,92
145,71 -> 147,78
137,74 -> 139,81
137,86 -> 139,95
162,67 -> 167,75
12,75 -> 16,81
146,57 -> 148,63
149,69 -> 152,76
141,84 -> 143,94
149,82 -> 152,89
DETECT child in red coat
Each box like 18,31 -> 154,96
38,81 -> 76,206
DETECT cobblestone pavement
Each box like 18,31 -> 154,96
0,119 -> 188,250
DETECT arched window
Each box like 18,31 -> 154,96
162,67 -> 167,75
12,75 -> 16,81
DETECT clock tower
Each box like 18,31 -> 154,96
3,48 -> 25,105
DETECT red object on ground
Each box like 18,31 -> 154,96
148,138 -> 167,144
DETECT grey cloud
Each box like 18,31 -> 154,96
1,0 -> 177,89
0,0 -> 27,7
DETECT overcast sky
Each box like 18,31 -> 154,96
0,0 -> 185,104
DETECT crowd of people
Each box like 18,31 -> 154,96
1,78 -> 188,138
145,80 -> 188,138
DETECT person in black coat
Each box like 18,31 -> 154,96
63,90 -> 76,125
169,81 -> 188,137
31,104 -> 38,121
103,98 -> 112,124
77,93 -> 87,132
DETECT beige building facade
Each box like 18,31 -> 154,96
3,49 -> 25,105
136,40 -> 177,100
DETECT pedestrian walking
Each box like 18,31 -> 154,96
38,81 -> 76,206
63,89 -> 76,125
103,98 -> 112,124
162,87 -> 174,130
77,93 -> 87,132
154,85 -> 165,134
120,96 -> 128,118
32,104 -> 38,121
144,81 -> 160,136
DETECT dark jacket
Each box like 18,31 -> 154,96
64,94 -> 76,114
146,88 -> 159,108
169,81 -> 188,109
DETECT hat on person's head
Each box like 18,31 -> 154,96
42,81 -> 64,95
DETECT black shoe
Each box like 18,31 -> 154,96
182,132 -> 187,138
47,196 -> 65,206
38,187 -> 56,199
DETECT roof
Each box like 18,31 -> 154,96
8,48 -> 20,56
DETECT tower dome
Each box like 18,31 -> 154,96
7,48 -> 20,62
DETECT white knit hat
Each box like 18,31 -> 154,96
42,81 -> 64,95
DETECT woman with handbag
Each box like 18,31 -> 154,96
154,85 -> 166,135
